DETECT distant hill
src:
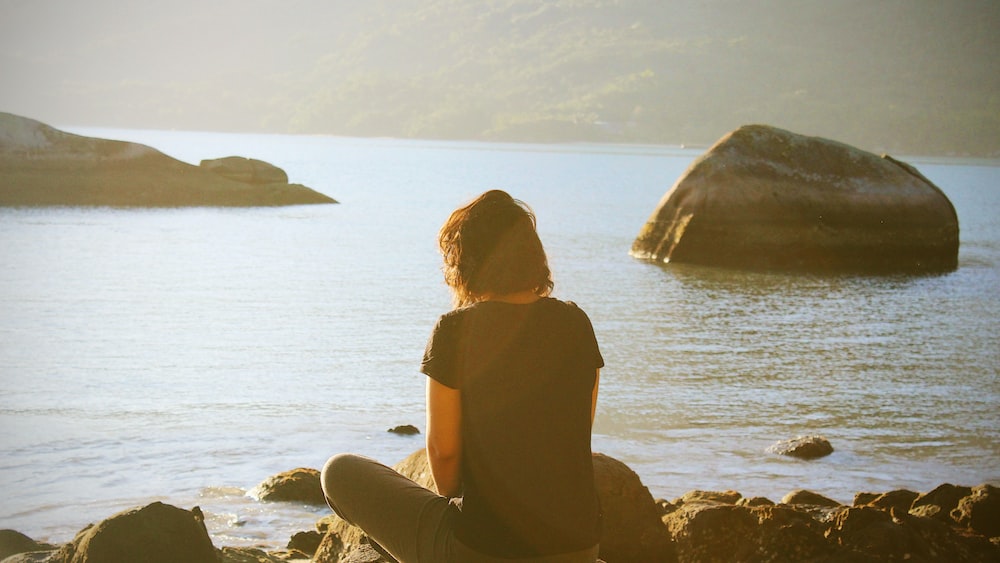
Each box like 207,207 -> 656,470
1,0 -> 997,156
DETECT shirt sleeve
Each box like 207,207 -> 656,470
420,313 -> 460,389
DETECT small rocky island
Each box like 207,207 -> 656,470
631,125 -> 959,274
0,112 -> 336,207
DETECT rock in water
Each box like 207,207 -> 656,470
631,125 -> 959,273
250,467 -> 326,505
0,112 -> 337,207
767,435 -> 834,459
387,424 -> 421,435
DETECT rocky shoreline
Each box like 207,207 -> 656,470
2,449 -> 997,563
0,112 -> 337,207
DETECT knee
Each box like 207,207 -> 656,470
321,453 -> 368,506
321,453 -> 354,496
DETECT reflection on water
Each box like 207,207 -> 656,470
0,134 -> 997,548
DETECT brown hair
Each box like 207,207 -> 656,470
438,190 -> 554,307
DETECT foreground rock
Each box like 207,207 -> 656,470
4,467 -> 997,563
659,485 -> 999,562
631,124 -> 959,273
0,530 -> 54,562
313,449 -> 674,562
249,467 -> 326,505
0,112 -> 337,207
0,502 -> 217,563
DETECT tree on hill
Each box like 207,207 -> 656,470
1,0 -> 997,156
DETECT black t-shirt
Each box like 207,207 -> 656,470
421,297 -> 604,557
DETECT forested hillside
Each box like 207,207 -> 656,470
2,0 -> 997,155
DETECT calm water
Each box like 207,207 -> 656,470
1,130 -> 998,549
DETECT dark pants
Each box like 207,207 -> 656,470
320,453 -> 599,563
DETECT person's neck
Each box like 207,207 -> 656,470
482,290 -> 542,305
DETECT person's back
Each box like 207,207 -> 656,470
422,298 -> 602,556
322,190 -> 603,562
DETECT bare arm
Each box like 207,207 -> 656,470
591,368 -> 600,427
426,377 -> 463,497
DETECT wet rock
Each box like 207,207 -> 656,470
386,424 -> 420,436
630,124 -> 959,273
767,435 -> 834,459
250,467 -> 326,505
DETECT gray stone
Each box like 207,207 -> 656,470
767,435 -> 834,459
631,124 -> 959,273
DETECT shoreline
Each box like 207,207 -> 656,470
5,445 -> 999,552
3,454 -> 998,563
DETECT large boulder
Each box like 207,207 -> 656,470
0,112 -> 337,207
51,502 -> 217,563
631,124 -> 959,273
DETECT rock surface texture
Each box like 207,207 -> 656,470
4,460 -> 998,563
631,124 -> 959,273
767,435 -> 834,459
249,467 -> 326,505
0,112 -> 336,207
56,502 -> 216,563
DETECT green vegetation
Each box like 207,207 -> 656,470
2,0 -> 997,156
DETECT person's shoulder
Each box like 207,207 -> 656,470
542,297 -> 591,320
436,302 -> 485,327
